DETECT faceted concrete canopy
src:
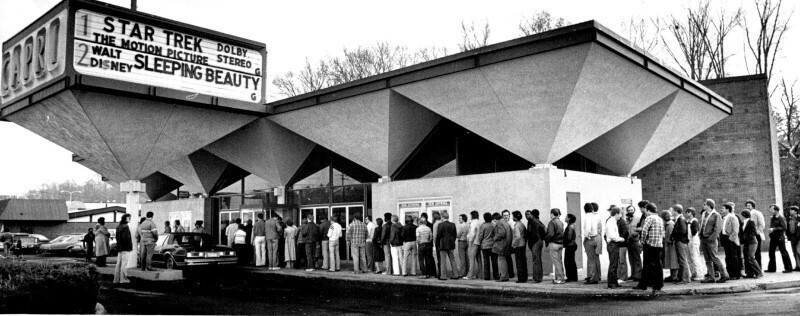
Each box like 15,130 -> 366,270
268,90 -> 441,177
203,118 -> 316,187
5,90 -> 258,183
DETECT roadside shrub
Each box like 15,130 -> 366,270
0,260 -> 99,314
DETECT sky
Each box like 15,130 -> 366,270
0,0 -> 798,196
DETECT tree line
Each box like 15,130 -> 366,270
0,179 -> 126,202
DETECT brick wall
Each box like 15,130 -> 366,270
636,74 -> 782,213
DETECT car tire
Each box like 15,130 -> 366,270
166,255 -> 177,269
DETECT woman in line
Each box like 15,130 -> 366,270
373,218 -> 385,273
564,214 -> 579,282
95,217 -> 110,267
284,219 -> 298,269
661,210 -> 678,282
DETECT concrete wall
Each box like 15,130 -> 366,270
141,198 -> 211,234
372,167 -> 641,274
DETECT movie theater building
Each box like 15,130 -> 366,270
3,0 -> 780,267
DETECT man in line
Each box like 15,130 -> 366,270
252,213 -> 267,267
721,203 -> 742,279
699,199 -> 729,283
583,203 -> 602,284
527,209 -> 546,283
464,211 -> 483,280
265,213 -> 283,270
627,202 -> 647,281
381,213 -> 393,275
225,218 -> 240,247
136,212 -> 158,271
605,206 -> 626,289
741,210 -> 764,278
476,212 -> 497,280
787,206 -> 800,271
511,211 -> 528,283
436,211 -> 458,280
327,215 -> 342,272
431,211 -> 442,278
745,200 -> 766,268
685,208 -> 706,281
319,216 -> 332,271
365,216 -> 376,273
545,208 -> 565,284
401,215 -> 418,276
416,216 -> 436,278
765,205 -> 793,273
493,212 -> 513,282
389,215 -> 404,276
347,213 -> 369,273
299,214 -> 319,272
634,203 -> 664,293
671,205 -> 691,284
457,214 -> 470,278
501,210 -> 516,279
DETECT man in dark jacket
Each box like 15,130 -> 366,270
766,205 -> 793,273
299,214 -> 319,271
381,213 -> 393,274
787,206 -> 800,271
476,212 -> 497,280
526,209 -> 546,283
671,204 -> 691,284
318,217 -> 331,270
114,214 -> 133,284
492,212 -> 513,282
435,211 -> 458,280
389,215 -> 404,276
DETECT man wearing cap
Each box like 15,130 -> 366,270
699,199 -> 729,283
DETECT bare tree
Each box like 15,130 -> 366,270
519,11 -> 568,36
414,46 -> 449,62
703,6 -> 742,78
661,1 -> 714,80
272,58 -> 330,98
458,20 -> 490,52
743,0 -> 793,87
620,17 -> 661,54
777,78 -> 800,159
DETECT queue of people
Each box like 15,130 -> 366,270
227,199 -> 800,295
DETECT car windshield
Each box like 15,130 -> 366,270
28,234 -> 49,242
170,234 -> 213,250
18,237 -> 37,245
50,236 -> 69,243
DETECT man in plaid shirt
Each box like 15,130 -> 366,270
347,213 -> 369,273
634,202 -> 665,293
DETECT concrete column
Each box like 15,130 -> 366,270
121,180 -> 147,269
275,186 -> 286,204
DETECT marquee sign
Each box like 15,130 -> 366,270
1,0 -> 267,110
0,9 -> 68,105
72,9 -> 264,103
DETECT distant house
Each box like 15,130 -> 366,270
68,206 -> 127,223
0,199 -> 123,239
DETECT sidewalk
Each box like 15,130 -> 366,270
242,250 -> 800,298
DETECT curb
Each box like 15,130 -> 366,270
248,268 -> 800,298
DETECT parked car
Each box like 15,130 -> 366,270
152,233 -> 237,269
39,234 -> 84,255
10,234 -> 41,254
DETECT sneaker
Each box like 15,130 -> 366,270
274,267 -> 281,270
305,269 -> 313,272
617,279 -> 626,284
553,280 -> 565,284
